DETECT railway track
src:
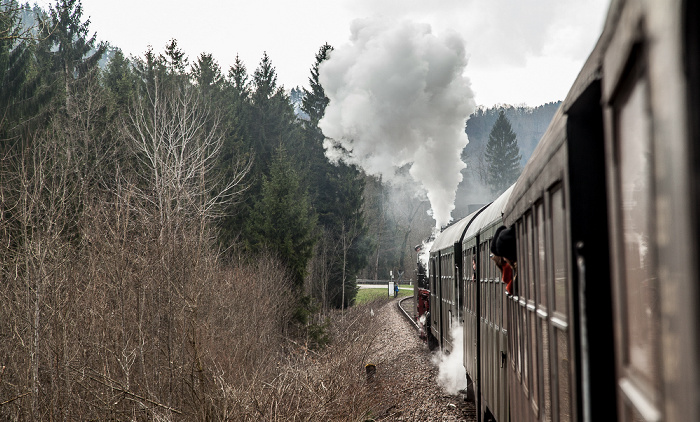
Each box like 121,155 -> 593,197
398,296 -> 419,330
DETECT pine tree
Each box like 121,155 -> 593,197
301,44 -> 369,309
161,38 -> 187,74
223,54 -> 251,149
484,110 -> 521,194
302,43 -> 332,125
103,48 -> 136,111
220,52 -> 300,250
249,52 -> 298,177
0,1 -> 36,141
37,0 -> 106,113
192,52 -> 223,102
246,146 -> 317,288
215,56 -> 253,248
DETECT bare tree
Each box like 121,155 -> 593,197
0,125 -> 81,419
308,227 -> 340,313
121,76 -> 252,414
340,215 -> 362,313
126,79 -> 251,240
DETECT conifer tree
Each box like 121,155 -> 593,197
37,0 -> 105,113
223,55 -> 251,149
0,1 -> 36,141
32,0 -> 112,202
103,48 -> 136,112
302,43 -> 332,125
233,53 -> 299,247
246,146 -> 316,288
484,109 -> 521,194
158,38 -> 189,93
249,52 -> 298,177
192,52 -> 223,102
216,56 -> 253,248
301,44 -> 369,309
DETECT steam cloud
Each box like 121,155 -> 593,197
432,322 -> 468,394
319,18 -> 476,228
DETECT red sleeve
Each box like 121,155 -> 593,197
503,264 -> 513,295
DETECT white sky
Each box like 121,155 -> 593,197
35,0 -> 611,108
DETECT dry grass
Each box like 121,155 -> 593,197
0,186 -> 396,421
0,104 -> 398,421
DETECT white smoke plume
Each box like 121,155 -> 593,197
418,233 -> 436,274
432,321 -> 468,394
319,18 -> 476,229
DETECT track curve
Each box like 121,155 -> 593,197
398,296 -> 419,330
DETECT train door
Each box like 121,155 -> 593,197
456,242 -> 463,324
602,3 -> 700,416
463,243 -> 478,400
606,57 -> 663,422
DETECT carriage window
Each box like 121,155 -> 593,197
465,251 -> 470,312
464,250 -> 474,311
486,241 -> 491,279
479,244 -> 489,281
526,212 -> 536,301
491,266 -> 496,324
616,75 -> 658,386
524,218 -> 531,300
535,202 -> 547,307
484,257 -> 490,323
551,187 -> 568,315
496,277 -> 500,327
551,185 -> 571,420
517,220 -> 526,299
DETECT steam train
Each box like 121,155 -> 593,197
414,0 -> 700,421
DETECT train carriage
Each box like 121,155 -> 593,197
429,208 -> 484,354
421,1 -> 700,421
502,59 -> 617,422
462,186 -> 514,422
500,0 -> 700,421
598,0 -> 700,420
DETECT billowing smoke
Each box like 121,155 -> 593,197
319,18 -> 476,228
418,234 -> 435,274
432,321 -> 468,394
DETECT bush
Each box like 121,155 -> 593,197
0,183 -> 395,420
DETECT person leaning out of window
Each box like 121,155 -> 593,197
490,225 -> 517,295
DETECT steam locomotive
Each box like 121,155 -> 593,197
416,0 -> 700,421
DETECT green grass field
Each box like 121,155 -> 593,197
354,286 -> 412,305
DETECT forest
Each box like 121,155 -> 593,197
0,1 -> 556,418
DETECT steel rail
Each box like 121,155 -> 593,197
398,296 -> 420,330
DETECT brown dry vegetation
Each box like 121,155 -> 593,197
0,113 -> 396,421
0,198 -> 392,421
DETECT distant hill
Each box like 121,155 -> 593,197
464,102 -> 562,166
452,102 -> 562,220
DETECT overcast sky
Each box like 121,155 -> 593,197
35,0 -> 610,107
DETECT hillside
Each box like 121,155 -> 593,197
452,102 -> 561,219
464,102 -> 561,166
